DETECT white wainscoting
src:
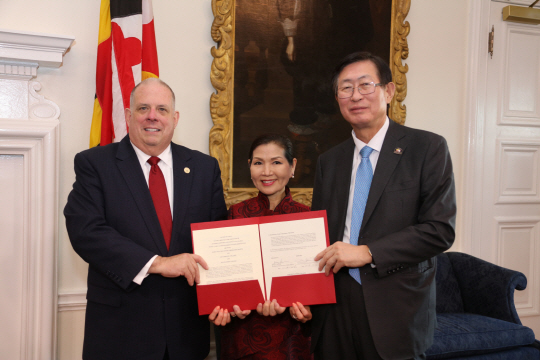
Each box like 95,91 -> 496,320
57,291 -> 218,359
58,291 -> 87,312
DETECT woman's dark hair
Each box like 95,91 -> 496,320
248,134 -> 295,165
331,51 -> 393,93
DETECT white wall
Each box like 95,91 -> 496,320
406,0 -> 469,249
0,0 -> 470,358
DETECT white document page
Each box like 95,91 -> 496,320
193,224 -> 265,298
259,217 -> 326,300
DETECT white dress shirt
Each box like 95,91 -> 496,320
131,142 -> 174,284
342,117 -> 390,245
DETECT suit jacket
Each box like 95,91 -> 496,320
64,136 -> 227,360
311,120 -> 456,359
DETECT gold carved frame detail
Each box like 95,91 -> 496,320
209,0 -> 410,208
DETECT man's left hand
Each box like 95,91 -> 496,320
315,242 -> 372,276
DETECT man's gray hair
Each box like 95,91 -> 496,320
129,78 -> 176,110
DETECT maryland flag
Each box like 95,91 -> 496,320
89,0 -> 159,147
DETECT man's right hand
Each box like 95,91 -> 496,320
315,243 -> 372,276
148,254 -> 208,286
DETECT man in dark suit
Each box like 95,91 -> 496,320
311,52 -> 456,360
64,78 -> 228,360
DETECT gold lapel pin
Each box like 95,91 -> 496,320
394,148 -> 403,155
184,167 -> 190,174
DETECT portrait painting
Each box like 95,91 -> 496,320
210,0 -> 410,207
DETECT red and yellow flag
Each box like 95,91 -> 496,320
90,0 -> 159,148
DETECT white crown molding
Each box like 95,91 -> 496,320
0,29 -> 72,119
0,28 -> 74,68
0,61 -> 38,80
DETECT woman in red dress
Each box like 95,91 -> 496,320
209,134 -> 313,360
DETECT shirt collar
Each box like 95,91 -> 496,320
131,142 -> 173,168
351,116 -> 389,154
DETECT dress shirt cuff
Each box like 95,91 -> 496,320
368,247 -> 377,268
133,255 -> 158,285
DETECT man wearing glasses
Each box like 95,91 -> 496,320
311,52 -> 456,360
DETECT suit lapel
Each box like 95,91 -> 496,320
361,120 -> 407,231
168,144 -> 193,255
334,139 -> 356,243
116,137 -> 169,255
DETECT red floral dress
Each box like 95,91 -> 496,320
220,188 -> 313,360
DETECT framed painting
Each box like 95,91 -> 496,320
210,0 -> 410,207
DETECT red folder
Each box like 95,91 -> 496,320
191,210 -> 336,315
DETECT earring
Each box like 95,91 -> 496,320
291,174 -> 295,178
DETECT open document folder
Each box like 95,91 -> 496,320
191,210 -> 336,315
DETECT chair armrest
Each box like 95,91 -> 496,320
446,252 -> 526,324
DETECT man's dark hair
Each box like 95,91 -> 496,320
331,51 -> 393,93
248,134 -> 295,165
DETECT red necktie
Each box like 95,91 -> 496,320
147,156 -> 172,250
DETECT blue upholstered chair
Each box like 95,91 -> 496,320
426,252 -> 540,359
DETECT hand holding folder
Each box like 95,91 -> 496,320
191,210 -> 336,315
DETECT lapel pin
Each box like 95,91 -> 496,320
394,148 -> 403,155
184,167 -> 190,174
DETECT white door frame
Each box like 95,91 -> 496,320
460,0 -> 492,256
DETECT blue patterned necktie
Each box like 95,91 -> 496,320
349,146 -> 374,284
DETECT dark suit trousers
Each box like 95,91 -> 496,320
314,271 -> 426,360
314,271 -> 382,360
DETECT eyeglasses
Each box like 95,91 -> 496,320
336,82 -> 384,99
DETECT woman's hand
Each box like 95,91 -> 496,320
209,305 -> 251,326
231,305 -> 251,319
209,306 -> 230,326
289,302 -> 312,323
256,299 -> 287,316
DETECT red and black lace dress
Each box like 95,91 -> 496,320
220,187 -> 313,360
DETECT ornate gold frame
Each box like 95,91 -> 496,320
209,0 -> 410,208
